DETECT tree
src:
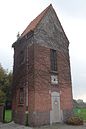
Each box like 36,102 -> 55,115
3,72 -> 13,102
0,64 -> 6,90
0,89 -> 5,104
0,64 -> 12,105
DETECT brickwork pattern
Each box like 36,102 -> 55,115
12,5 -> 73,126
0,105 -> 4,122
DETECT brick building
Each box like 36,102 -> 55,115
12,4 -> 73,126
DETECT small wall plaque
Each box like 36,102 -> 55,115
51,75 -> 58,84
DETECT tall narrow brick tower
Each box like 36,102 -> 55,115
12,4 -> 73,126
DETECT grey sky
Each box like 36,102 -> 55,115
0,0 -> 86,101
55,0 -> 86,18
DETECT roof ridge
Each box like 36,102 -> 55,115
21,4 -> 52,38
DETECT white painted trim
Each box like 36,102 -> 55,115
51,91 -> 60,97
50,92 -> 62,123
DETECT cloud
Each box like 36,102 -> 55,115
0,0 -> 86,101
54,0 -> 86,19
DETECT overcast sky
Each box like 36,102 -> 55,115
0,0 -> 86,102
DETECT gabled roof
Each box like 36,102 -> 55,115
21,4 -> 52,38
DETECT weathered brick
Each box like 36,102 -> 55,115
12,4 -> 73,126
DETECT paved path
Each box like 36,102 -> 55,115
0,122 -> 32,129
56,123 -> 86,129
35,123 -> 86,129
0,122 -> 86,129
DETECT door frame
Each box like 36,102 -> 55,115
50,91 -> 62,124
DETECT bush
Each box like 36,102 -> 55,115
0,90 -> 5,104
66,116 -> 83,125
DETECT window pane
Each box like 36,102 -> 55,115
50,49 -> 57,71
19,88 -> 24,104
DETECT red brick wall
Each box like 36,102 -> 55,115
12,44 -> 35,123
12,43 -> 73,125
60,87 -> 73,110
58,50 -> 73,110
33,44 -> 73,112
0,105 -> 4,122
34,44 -> 51,112
35,91 -> 51,112
28,91 -> 35,112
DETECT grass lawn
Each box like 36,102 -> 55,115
4,108 -> 86,123
74,108 -> 86,121
5,110 -> 12,122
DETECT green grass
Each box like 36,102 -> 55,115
4,108 -> 86,124
74,108 -> 86,121
5,110 -> 12,122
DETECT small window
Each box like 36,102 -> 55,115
19,88 -> 24,104
19,50 -> 24,65
50,49 -> 57,71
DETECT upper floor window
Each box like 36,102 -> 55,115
19,88 -> 24,104
19,50 -> 24,65
50,49 -> 57,71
